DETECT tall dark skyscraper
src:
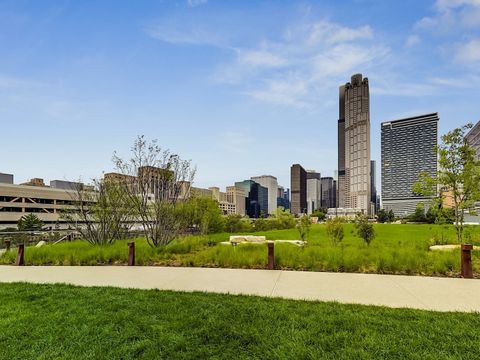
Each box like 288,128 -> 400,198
290,164 -> 307,215
381,113 -> 439,216
370,160 -> 378,214
338,74 -> 371,213
321,177 -> 336,209
234,180 -> 268,218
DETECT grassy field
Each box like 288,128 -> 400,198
0,283 -> 479,359
1,224 -> 479,276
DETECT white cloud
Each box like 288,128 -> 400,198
306,22 -> 373,46
454,39 -> 480,64
145,23 -> 223,46
405,35 -> 421,47
416,0 -> 480,31
187,0 -> 207,7
237,49 -> 287,67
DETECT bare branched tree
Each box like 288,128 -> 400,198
64,180 -> 136,245
112,135 -> 196,247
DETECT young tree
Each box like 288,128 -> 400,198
65,180 -> 135,245
112,136 -> 196,247
413,124 -> 480,244
184,197 -> 225,234
377,209 -> 388,223
311,208 -> 327,221
296,215 -> 311,241
387,209 -> 395,222
355,214 -> 375,246
17,213 -> 44,231
325,217 -> 344,246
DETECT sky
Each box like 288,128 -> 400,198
1,0 -> 479,191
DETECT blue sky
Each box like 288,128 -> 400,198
1,0 -> 479,190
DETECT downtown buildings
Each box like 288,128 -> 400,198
338,74 -> 372,214
381,113 -> 439,216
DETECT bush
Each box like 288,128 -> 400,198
355,214 -> 375,246
325,218 -> 344,246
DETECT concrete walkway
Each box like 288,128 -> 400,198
0,266 -> 479,312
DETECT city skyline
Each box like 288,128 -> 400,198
1,0 -> 479,190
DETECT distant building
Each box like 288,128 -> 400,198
327,207 -> 365,220
466,120 -> 480,160
381,113 -> 439,216
21,178 -> 46,187
338,73 -> 371,214
370,160 -> 378,214
50,180 -> 84,191
321,177 -> 336,209
290,164 -> 307,215
235,180 -> 268,218
277,186 -> 290,210
306,170 -> 321,214
0,173 -> 13,184
226,186 -> 246,216
251,175 -> 278,214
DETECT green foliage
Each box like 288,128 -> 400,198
224,214 -> 252,233
325,218 -> 344,246
311,208 -> 327,221
296,215 -> 311,241
413,123 -> 480,243
409,203 -> 427,223
17,213 -> 44,231
2,283 -> 480,359
183,197 -> 225,234
377,209 -> 389,223
388,210 -> 395,222
355,214 -> 375,246
270,207 -> 296,230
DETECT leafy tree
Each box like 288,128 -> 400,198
409,203 -> 427,223
311,208 -> 327,221
224,214 -> 252,233
17,214 -> 44,231
413,124 -> 480,243
296,215 -> 311,241
387,209 -> 395,222
377,209 -> 389,223
325,217 -> 344,246
184,197 -> 225,234
355,214 -> 375,246
271,207 -> 296,229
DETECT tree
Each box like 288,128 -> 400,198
387,209 -> 395,222
325,217 -> 344,246
311,208 -> 327,221
409,203 -> 427,223
17,214 -> 44,231
377,209 -> 389,223
271,207 -> 296,229
413,124 -> 480,244
224,214 -> 252,233
296,215 -> 311,241
184,197 -> 225,234
113,136 -> 196,247
65,180 -> 136,245
355,214 -> 375,246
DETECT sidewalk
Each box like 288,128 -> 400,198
1,266 -> 479,312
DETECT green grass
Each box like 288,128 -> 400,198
0,283 -> 479,359
1,224 -> 479,277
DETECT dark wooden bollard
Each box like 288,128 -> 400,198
15,244 -> 25,266
5,240 -> 11,251
128,242 -> 135,266
267,241 -> 275,270
461,244 -> 473,279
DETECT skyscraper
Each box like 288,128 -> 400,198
466,120 -> 480,160
321,177 -> 336,209
370,160 -> 378,214
290,164 -> 307,215
234,180 -> 268,218
306,170 -> 321,214
251,175 -> 278,215
381,113 -> 439,216
338,74 -> 371,213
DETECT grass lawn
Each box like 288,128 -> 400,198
1,283 -> 479,359
1,224 -> 479,277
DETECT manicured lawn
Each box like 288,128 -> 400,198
1,224 -> 479,276
0,283 -> 479,359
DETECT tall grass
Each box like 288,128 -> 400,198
1,224 -> 479,277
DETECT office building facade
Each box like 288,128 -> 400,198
321,177 -> 336,209
466,120 -> 480,160
251,175 -> 278,215
338,73 -> 371,214
381,113 -> 439,216
234,180 -> 268,218
306,171 -> 321,214
290,164 -> 307,215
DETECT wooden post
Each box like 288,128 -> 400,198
15,244 -> 25,266
5,240 -> 11,251
128,242 -> 135,266
267,241 -> 275,270
461,244 -> 473,278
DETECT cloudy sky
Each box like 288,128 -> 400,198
1,0 -> 479,190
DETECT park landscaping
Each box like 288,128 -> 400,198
0,282 -> 479,359
1,223 -> 479,277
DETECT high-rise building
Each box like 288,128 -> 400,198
290,164 -> 307,215
381,113 -> 439,216
234,180 -> 268,218
251,175 -> 278,215
0,173 -> 13,184
226,186 -> 246,216
466,120 -> 480,160
370,160 -> 378,214
338,73 -> 371,213
321,177 -> 336,209
306,170 -> 321,214
276,186 -> 290,210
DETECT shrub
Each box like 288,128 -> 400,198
325,218 -> 344,246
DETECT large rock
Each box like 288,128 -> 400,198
36,240 -> 47,248
229,235 -> 266,244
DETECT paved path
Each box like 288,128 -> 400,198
0,266 -> 479,312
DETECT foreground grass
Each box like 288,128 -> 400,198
1,224 -> 479,276
0,283 -> 479,359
